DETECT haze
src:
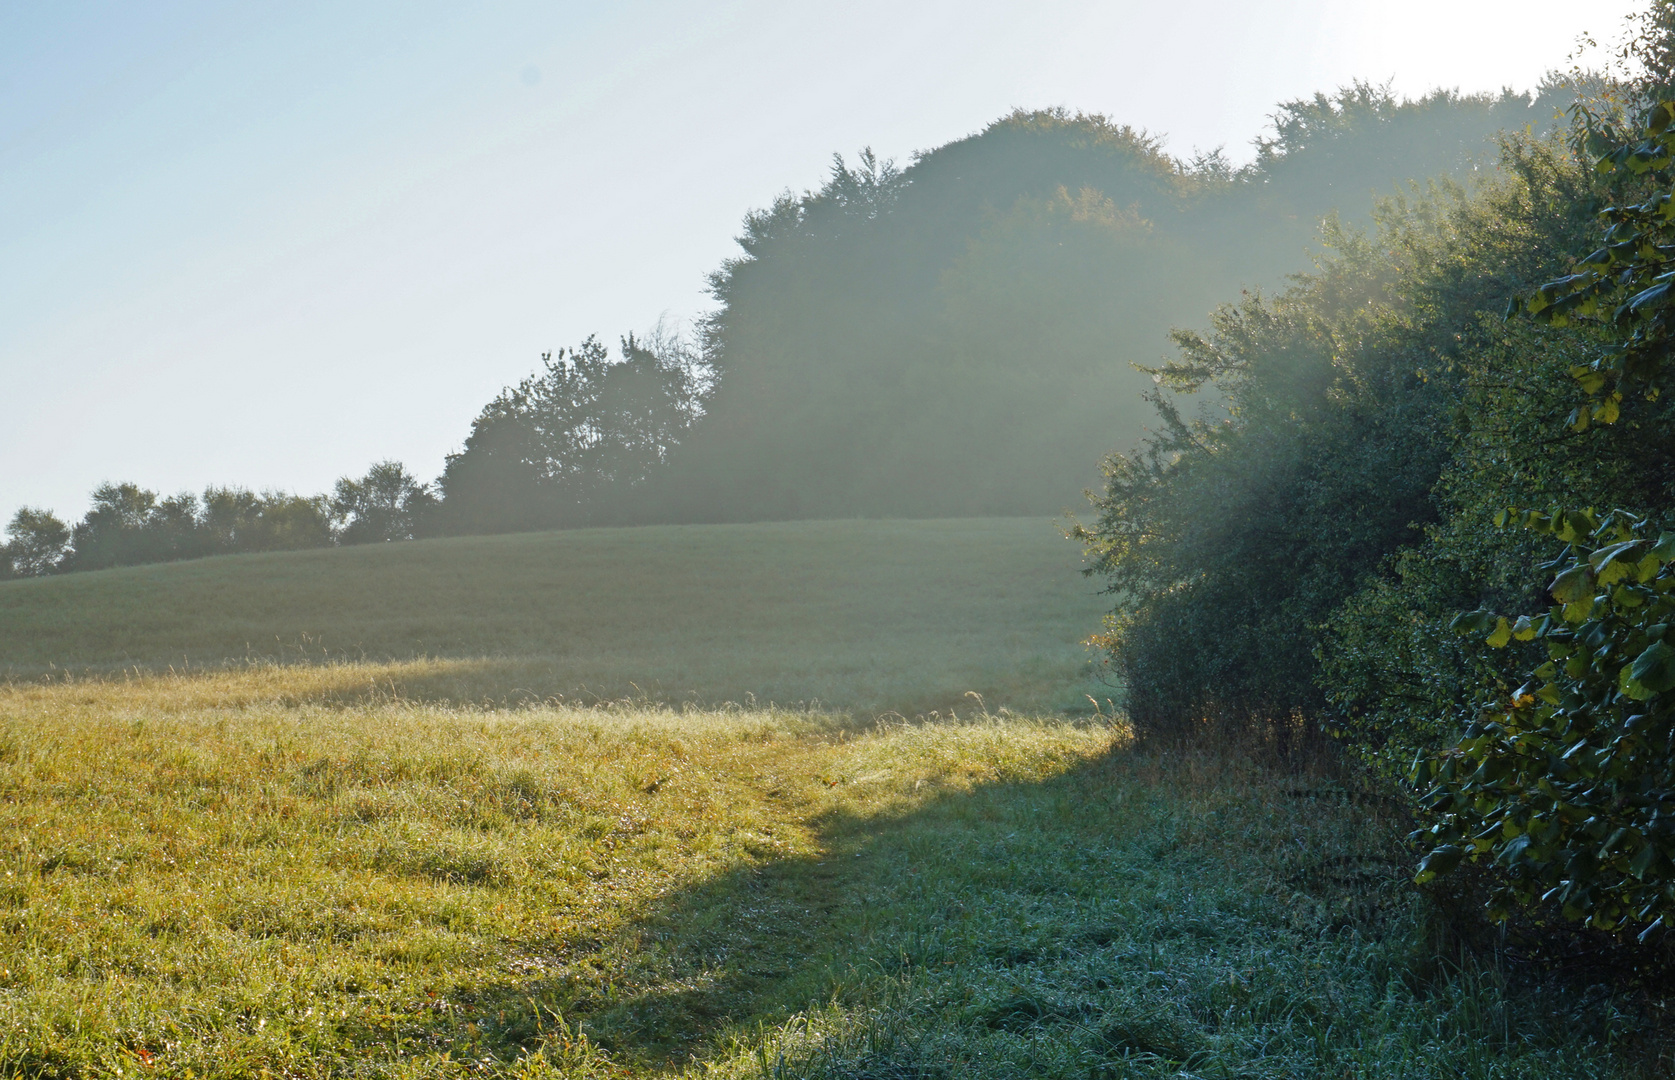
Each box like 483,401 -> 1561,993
0,0 -> 1639,523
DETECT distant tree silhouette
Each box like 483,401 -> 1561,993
437,330 -> 710,534
332,462 -> 436,544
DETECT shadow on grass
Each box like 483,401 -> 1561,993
425,745 -> 1540,1076
466,738 -> 1675,1079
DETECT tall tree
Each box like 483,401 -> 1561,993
658,93 -> 1570,523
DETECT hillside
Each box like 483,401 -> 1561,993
0,517 -> 1108,715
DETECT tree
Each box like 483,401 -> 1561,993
200,487 -> 334,553
437,330 -> 711,534
61,483 -> 208,571
331,462 -> 435,545
2,507 -> 70,577
656,93 -> 1569,524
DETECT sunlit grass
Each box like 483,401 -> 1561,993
0,665 -> 1654,1078
0,667 -> 1114,1076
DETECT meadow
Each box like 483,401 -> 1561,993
0,518 -> 1108,716
0,520 -> 1662,1077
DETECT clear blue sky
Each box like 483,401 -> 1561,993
0,0 -> 1643,524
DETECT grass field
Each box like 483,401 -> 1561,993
0,521 -> 1663,1077
0,518 -> 1108,716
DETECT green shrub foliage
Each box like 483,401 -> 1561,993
1078,137 -> 1601,741
1411,96 -> 1675,930
1415,510 -> 1675,931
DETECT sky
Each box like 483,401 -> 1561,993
0,0 -> 1646,525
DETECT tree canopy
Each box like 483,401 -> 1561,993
651,90 -> 1570,523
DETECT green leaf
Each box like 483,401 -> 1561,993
1621,665 -> 1655,701
1629,282 -> 1673,312
1632,841 -> 1662,880
1496,834 -> 1533,866
1450,610 -> 1495,635
1630,641 -> 1675,694
1416,845 -> 1464,883
1487,617 -> 1513,648
1550,565 -> 1596,604
1647,101 -> 1675,134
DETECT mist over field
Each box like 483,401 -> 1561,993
3,81 -> 1578,561
0,0 -> 1633,526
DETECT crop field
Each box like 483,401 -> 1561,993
0,521 -> 1659,1077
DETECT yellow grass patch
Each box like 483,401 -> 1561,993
0,666 -> 1119,1076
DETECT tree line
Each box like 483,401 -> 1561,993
2,462 -> 431,578
7,81 -> 1549,578
2,330 -> 705,578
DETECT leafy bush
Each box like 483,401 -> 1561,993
1414,510 -> 1675,931
1076,136 -> 1598,742
1409,93 -> 1675,929
1073,235 -> 1449,739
